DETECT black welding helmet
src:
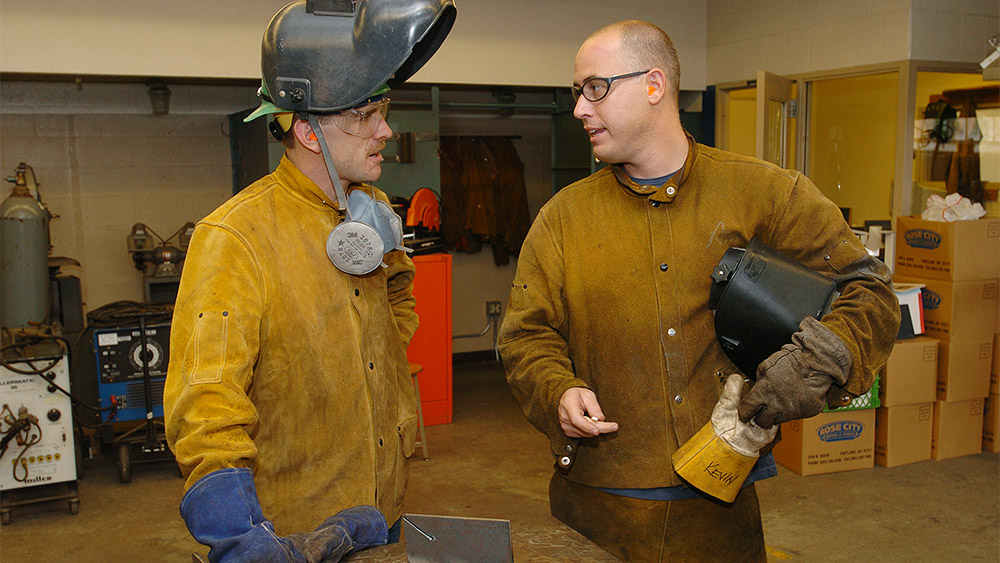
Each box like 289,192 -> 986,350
709,239 -> 839,378
246,0 -> 457,120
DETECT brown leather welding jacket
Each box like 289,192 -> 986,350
497,133 -> 899,489
164,155 -> 419,534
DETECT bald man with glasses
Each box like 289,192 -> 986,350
499,19 -> 898,562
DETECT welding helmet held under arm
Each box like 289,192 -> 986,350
708,239 -> 839,378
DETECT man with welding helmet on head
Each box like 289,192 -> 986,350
498,20 -> 899,562
163,1 -> 456,561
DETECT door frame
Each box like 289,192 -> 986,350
718,60 -> 983,220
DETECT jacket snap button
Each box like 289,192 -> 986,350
564,444 -> 573,452
659,263 -> 668,271
368,362 -> 374,370
560,456 -> 571,466
666,186 -> 676,196
667,328 -> 676,337
354,289 -> 360,297
651,201 -> 660,207
674,395 -> 683,404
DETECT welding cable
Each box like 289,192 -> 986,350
0,333 -> 72,374
21,362 -> 119,429
0,408 -> 41,482
10,418 -> 41,482
0,416 -> 31,458
1,335 -> 118,428
85,300 -> 173,328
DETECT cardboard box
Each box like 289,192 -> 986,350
931,399 -> 984,460
894,216 -> 1000,281
984,394 -> 1000,454
936,338 -> 993,402
893,275 -> 998,341
991,333 -> 999,396
893,283 -> 925,339
875,403 -> 933,467
880,336 -> 938,407
773,409 -> 876,476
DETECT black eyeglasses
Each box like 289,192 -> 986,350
571,70 -> 650,102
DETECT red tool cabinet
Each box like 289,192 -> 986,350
406,253 -> 453,425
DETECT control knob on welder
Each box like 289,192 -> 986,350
47,408 -> 61,422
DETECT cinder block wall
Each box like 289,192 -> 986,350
707,0 -> 997,84
0,82 -> 253,312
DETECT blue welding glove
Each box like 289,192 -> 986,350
180,467 -> 388,562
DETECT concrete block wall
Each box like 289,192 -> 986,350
0,81 -> 256,313
911,0 -> 999,63
707,0 -> 998,84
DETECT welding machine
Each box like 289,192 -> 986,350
93,323 -> 170,421
93,320 -> 172,482
1,349 -> 80,523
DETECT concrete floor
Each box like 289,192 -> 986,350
1,360 -> 997,562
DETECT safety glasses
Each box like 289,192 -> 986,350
571,70 -> 650,103
331,98 -> 391,138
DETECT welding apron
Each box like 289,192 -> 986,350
550,473 -> 766,562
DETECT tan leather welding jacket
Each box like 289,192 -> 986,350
164,155 -> 419,535
498,133 -> 899,489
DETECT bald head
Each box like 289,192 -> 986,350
585,20 -> 680,104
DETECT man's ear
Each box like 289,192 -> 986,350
646,69 -> 666,104
292,119 -> 322,154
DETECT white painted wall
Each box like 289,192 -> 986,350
707,0 -> 997,84
910,0 -> 999,63
1,0 -> 708,91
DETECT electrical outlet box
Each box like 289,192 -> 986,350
486,301 -> 502,316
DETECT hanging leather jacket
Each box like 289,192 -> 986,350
438,135 -> 531,265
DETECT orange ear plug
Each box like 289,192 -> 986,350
648,86 -> 655,95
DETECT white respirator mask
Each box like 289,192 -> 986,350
305,113 -> 412,276
326,189 -> 410,275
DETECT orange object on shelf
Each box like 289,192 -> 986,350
406,253 -> 452,425
405,187 -> 441,231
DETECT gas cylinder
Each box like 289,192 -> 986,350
1,162 -> 51,329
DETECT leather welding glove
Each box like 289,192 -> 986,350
671,374 -> 777,502
180,467 -> 388,563
714,374 -> 779,457
738,316 -> 852,430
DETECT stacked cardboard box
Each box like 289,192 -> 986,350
774,369 -> 881,476
894,216 -> 999,460
875,336 -> 938,467
772,409 -> 876,476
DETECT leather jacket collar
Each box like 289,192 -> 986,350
611,130 -> 698,204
